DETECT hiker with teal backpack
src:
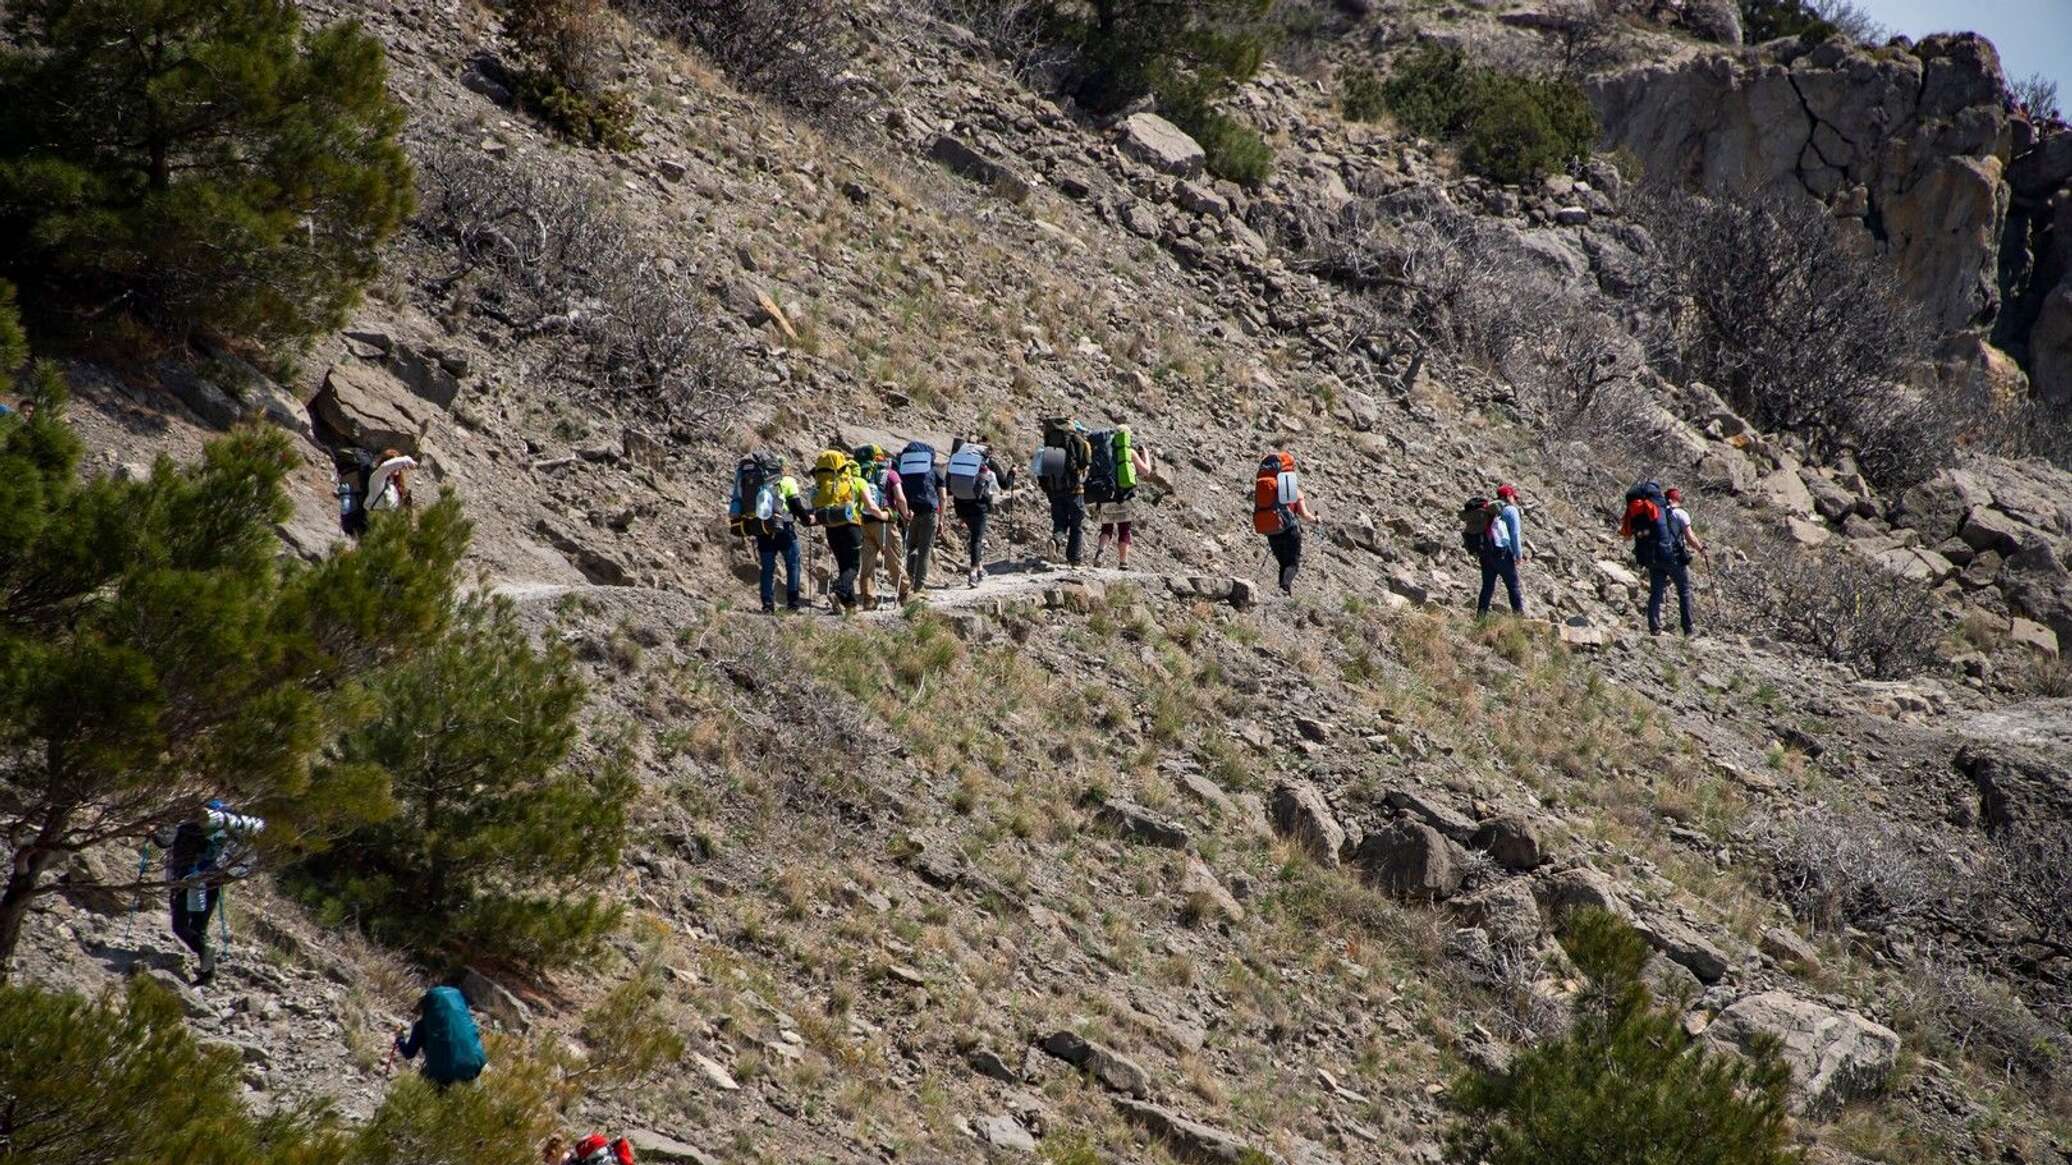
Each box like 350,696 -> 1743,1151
148,799 -> 265,985
396,984 -> 487,1088
1088,426 -> 1152,568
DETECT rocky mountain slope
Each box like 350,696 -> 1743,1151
14,0 -> 2072,1163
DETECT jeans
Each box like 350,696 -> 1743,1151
858,522 -> 904,606
1267,526 -> 1303,593
1649,558 -> 1694,634
906,508 -> 939,590
171,885 -> 220,958
826,524 -> 864,610
1478,549 -> 1523,615
756,526 -> 801,611
955,501 -> 990,570
1048,493 -> 1086,565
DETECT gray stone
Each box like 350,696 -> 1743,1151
384,342 -> 460,408
926,134 -> 1030,200
1759,926 -> 1820,968
2009,616 -> 2059,657
1706,991 -> 1900,1117
1352,820 -> 1465,902
625,1130 -> 721,1165
1452,879 -> 1543,949
161,367 -> 243,430
967,1047 -> 1021,1083
1534,865 -> 1631,920
454,967 -> 532,1032
1039,1030 -> 1150,1098
1383,788 -> 1476,842
976,1114 -> 1037,1153
1176,180 -> 1230,217
1633,913 -> 1733,984
1958,506 -> 2033,554
1469,813 -> 1545,871
1180,856 -> 1244,924
313,362 -> 430,455
1117,113 -> 1207,177
1268,780 -> 1344,866
1114,1098 -> 1283,1164
1682,0 -> 1741,43
1095,797 -> 1190,849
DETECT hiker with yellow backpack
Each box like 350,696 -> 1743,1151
809,449 -> 887,614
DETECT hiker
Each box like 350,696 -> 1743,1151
1034,417 -> 1093,566
948,437 -> 1012,587
154,800 -> 265,985
1252,451 -> 1314,595
897,440 -> 947,594
367,449 -> 416,513
809,449 -> 887,615
395,984 -> 487,1088
1621,479 -> 1686,636
1474,484 -> 1528,617
728,451 -> 810,614
561,1134 -> 637,1165
1088,425 -> 1152,568
852,445 -> 910,609
1647,486 -> 1707,637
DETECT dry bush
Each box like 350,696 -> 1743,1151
1713,534 -> 1943,677
1757,806 -> 1964,933
620,0 -> 861,126
1898,954 -> 2069,1083
927,0 -> 1076,83
410,144 -> 739,425
1988,823 -> 2072,963
1634,187 -> 1954,490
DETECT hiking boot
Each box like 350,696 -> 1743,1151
761,603 -> 777,615
195,950 -> 216,986
898,583 -> 911,604
967,569 -> 980,588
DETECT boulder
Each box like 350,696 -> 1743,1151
1094,797 -> 1190,849
2034,281 -> 2072,405
1039,1031 -> 1151,1098
1633,913 -> 1733,983
1180,856 -> 1244,924
2009,616 -> 2059,657
1268,780 -> 1345,866
1452,878 -> 1544,949
454,967 -> 532,1032
1468,813 -> 1545,871
312,363 -> 430,455
1759,926 -> 1820,969
161,366 -> 245,430
1115,1098 -> 1284,1165
1958,506 -> 2032,554
1706,991 -> 1900,1117
976,1114 -> 1037,1153
625,1130 -> 721,1165
1534,865 -> 1631,920
1802,472 -> 1857,521
1383,788 -> 1477,842
1117,113 -> 1206,177
1682,0 -> 1741,44
1755,466 -> 1816,516
1351,820 -> 1466,902
926,134 -> 1030,200
1176,180 -> 1230,217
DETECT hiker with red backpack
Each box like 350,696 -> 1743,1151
1625,483 -> 1704,636
1252,451 -> 1314,595
1462,484 -> 1527,617
556,1134 -> 637,1164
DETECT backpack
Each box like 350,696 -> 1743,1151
1112,427 -> 1137,492
1085,428 -> 1120,503
1252,452 -> 1298,536
333,447 -> 375,532
897,442 -> 938,507
1038,424 -> 1088,494
417,986 -> 487,1085
1460,496 -> 1501,557
852,445 -> 892,513
1622,481 -> 1670,567
948,444 -> 996,503
730,452 -> 783,538
572,1135 -> 636,1165
810,450 -> 861,527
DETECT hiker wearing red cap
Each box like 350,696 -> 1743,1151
1651,487 -> 1705,636
1476,484 -> 1527,616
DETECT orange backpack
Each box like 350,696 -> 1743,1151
1253,452 -> 1296,535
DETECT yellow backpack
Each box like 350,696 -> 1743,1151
810,449 -> 859,527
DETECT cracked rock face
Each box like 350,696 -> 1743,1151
1590,33 -> 2010,336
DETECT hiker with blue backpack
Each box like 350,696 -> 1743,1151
1624,483 -> 1705,636
395,984 -> 487,1088
149,800 -> 265,985
948,437 -> 1013,587
729,451 -> 811,614
1462,484 -> 1527,617
897,441 -> 948,594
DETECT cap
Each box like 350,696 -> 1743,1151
1496,484 -> 1518,500
1665,487 -> 1683,503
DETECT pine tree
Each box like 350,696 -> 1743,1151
0,396 -> 469,974
0,977 -> 349,1164
290,596 -> 631,970
349,1040 -> 563,1165
0,0 -> 414,343
1446,910 -> 1802,1165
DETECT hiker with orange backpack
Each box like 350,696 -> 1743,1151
1625,482 -> 1702,636
1252,451 -> 1314,595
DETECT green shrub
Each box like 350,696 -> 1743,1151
1163,86 -> 1274,185
0,0 -> 413,344
0,978 -> 347,1163
506,0 -> 634,148
288,596 -> 631,971
1381,45 -> 1598,184
349,1038 -> 563,1165
1446,909 -> 1801,1165
1340,67 -> 1387,122
1739,0 -> 1837,42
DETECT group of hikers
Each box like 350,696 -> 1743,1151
726,416 -> 1157,615
1459,479 -> 1709,636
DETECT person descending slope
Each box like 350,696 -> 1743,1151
728,450 -> 811,614
152,799 -> 265,985
897,440 -> 947,595
809,449 -> 886,615
1088,425 -> 1152,568
1034,417 -> 1092,566
852,445 -> 910,609
1472,484 -> 1527,617
948,437 -> 1012,587
395,984 -> 487,1088
1252,451 -> 1314,596
1621,480 -> 1682,636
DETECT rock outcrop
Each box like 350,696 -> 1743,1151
1705,992 -> 1901,1117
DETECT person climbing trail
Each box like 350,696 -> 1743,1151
809,449 -> 885,615
897,440 -> 947,595
1252,450 -> 1313,596
151,800 -> 264,985
728,450 -> 810,614
948,437 -> 1012,587
852,444 -> 909,609
1649,486 -> 1707,637
395,983 -> 487,1088
1474,484 -> 1527,617
1621,479 -> 1683,636
1088,425 -> 1152,568
1034,416 -> 1092,566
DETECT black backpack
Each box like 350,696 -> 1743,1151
333,447 -> 376,534
1459,496 -> 1499,557
1084,428 -> 1119,503
731,452 -> 782,537
1624,481 -> 1670,567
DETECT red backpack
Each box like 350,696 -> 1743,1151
1253,452 -> 1297,535
571,1135 -> 635,1165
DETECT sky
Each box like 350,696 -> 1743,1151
1861,0 -> 2072,98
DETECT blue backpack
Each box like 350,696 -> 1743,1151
418,986 -> 486,1084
